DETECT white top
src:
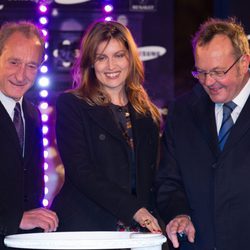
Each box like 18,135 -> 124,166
0,91 -> 25,155
4,231 -> 166,250
215,77 -> 250,134
0,91 -> 24,121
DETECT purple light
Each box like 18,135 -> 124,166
104,4 -> 113,13
43,138 -> 49,146
42,114 -> 49,122
39,17 -> 48,25
42,198 -> 49,207
41,29 -> 48,37
44,150 -> 48,159
42,125 -> 49,135
40,65 -> 48,73
44,54 -> 48,61
105,16 -> 113,21
38,77 -> 50,87
39,90 -> 48,98
40,102 -> 49,110
39,5 -> 47,13
44,174 -> 49,182
44,162 -> 48,170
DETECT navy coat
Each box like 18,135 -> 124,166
0,98 -> 44,250
156,84 -> 250,250
51,93 -> 160,231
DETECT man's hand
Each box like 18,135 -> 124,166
19,207 -> 59,232
166,215 -> 195,248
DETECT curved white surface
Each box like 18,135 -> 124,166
4,231 -> 166,249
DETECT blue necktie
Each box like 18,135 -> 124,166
13,102 -> 24,150
218,101 -> 237,150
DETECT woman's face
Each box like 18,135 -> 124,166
94,38 -> 130,96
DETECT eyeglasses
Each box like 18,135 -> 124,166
191,55 -> 242,82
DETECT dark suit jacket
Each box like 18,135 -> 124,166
51,92 -> 160,231
156,84 -> 250,250
0,98 -> 44,250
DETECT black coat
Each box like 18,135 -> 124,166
156,84 -> 250,250
51,93 -> 160,231
0,99 -> 44,250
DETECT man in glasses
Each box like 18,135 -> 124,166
0,21 -> 58,250
156,17 -> 250,250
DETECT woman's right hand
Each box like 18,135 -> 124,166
133,207 -> 162,233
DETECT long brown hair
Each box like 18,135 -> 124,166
71,20 -> 161,126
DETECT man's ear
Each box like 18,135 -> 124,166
240,54 -> 250,73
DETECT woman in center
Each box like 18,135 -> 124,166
51,20 -> 162,233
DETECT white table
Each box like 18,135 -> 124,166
4,231 -> 167,250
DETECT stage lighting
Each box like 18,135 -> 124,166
105,16 -> 113,21
39,17 -> 48,25
44,150 -> 49,159
42,114 -> 49,122
42,199 -> 49,207
42,125 -> 49,135
44,162 -> 49,170
104,4 -> 113,13
43,138 -> 49,147
39,90 -> 48,98
44,174 -> 49,183
40,65 -> 48,73
38,77 -> 50,88
40,102 -> 49,110
39,5 -> 48,13
41,29 -> 48,37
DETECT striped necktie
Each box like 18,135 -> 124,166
13,102 -> 24,150
218,101 -> 237,150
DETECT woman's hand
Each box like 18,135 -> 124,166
133,207 -> 162,233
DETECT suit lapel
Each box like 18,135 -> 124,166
190,87 -> 220,157
22,99 -> 36,162
0,101 -> 22,155
223,94 -> 250,152
86,104 -> 127,145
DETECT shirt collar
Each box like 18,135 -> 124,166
0,91 -> 23,116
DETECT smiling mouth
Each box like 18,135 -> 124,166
104,72 -> 120,78
10,80 -> 26,87
207,84 -> 224,93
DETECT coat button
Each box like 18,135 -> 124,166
99,134 -> 106,140
24,195 -> 28,202
211,162 -> 218,169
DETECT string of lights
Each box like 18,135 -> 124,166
37,2 -> 50,207
36,0 -> 114,207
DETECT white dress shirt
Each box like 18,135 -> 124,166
0,91 -> 25,154
215,77 -> 250,134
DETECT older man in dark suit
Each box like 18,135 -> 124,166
0,21 -> 58,250
156,18 -> 250,250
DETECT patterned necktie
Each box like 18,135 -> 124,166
218,101 -> 237,150
13,102 -> 24,150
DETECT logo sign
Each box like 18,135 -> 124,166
138,46 -> 167,61
129,0 -> 158,12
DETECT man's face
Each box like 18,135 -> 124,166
0,31 -> 42,101
194,34 -> 249,103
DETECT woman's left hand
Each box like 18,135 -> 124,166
133,207 -> 162,233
